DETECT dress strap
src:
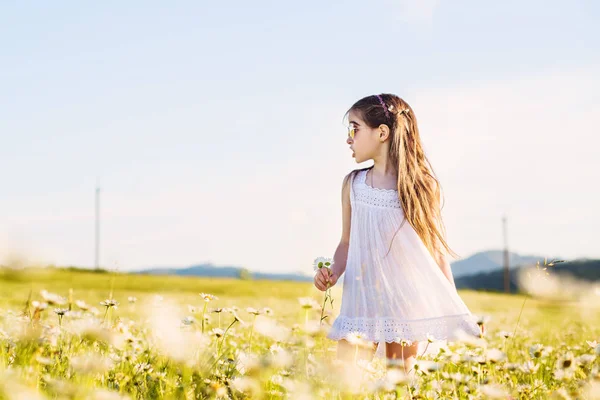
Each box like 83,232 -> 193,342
349,169 -> 367,208
349,171 -> 354,208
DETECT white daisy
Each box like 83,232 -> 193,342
413,360 -> 440,374
529,343 -> 544,358
313,257 -> 334,272
479,384 -> 510,399
210,328 -> 225,338
396,338 -> 413,347
346,331 -> 368,347
485,349 -> 507,363
475,315 -> 491,326
246,307 -> 261,316
498,330 -> 513,339
181,316 -> 195,326
31,301 -> 48,311
298,297 -> 319,310
99,299 -> 119,308
261,307 -> 273,316
53,308 -> 69,316
519,361 -> 539,374
40,290 -> 67,306
578,354 -> 596,366
555,352 -> 576,370
75,300 -> 90,311
200,293 -> 218,302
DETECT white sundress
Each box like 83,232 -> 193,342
327,168 -> 481,353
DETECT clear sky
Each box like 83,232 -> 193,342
1,1 -> 598,274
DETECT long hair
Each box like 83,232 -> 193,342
346,93 -> 459,261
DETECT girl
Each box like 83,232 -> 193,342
314,93 -> 482,372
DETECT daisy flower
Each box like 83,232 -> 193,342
200,293 -> 218,302
74,300 -> 90,311
246,307 -> 261,316
313,257 -> 334,273
31,301 -> 48,311
53,308 -> 69,316
529,343 -> 544,358
40,290 -> 67,306
99,299 -> 119,308
298,297 -> 319,310
396,338 -> 413,347
346,331 -> 368,347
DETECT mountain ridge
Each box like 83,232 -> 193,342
136,249 -> 559,282
450,250 -> 551,278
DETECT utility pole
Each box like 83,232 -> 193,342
95,183 -> 100,270
502,215 -> 510,293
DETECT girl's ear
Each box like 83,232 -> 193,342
378,124 -> 390,142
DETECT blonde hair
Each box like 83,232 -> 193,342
346,93 -> 459,261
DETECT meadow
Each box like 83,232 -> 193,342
0,266 -> 599,399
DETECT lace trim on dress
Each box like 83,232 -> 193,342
362,169 -> 398,193
327,314 -> 481,343
354,170 -> 401,209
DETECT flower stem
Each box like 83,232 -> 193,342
201,303 -> 208,333
249,314 -> 256,348
418,342 -> 430,358
511,296 -> 528,348
402,345 -> 406,375
219,319 -> 237,353
319,286 -> 330,326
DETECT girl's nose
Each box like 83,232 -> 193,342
346,136 -> 352,145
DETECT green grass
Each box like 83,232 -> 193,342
1,267 -> 597,336
0,268 -> 316,322
0,267 -> 599,399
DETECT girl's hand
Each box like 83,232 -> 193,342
314,268 -> 338,291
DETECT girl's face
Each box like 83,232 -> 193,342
346,110 -> 381,163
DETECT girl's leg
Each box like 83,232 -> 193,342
337,339 -> 378,363
385,341 -> 419,373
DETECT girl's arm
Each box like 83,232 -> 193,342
331,172 -> 353,280
331,242 -> 349,279
314,172 -> 352,290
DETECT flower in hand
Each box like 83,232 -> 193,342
313,257 -> 338,291
313,257 -> 337,326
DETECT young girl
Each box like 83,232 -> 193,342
314,93 -> 482,372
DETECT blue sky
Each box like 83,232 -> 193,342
1,1 -> 598,274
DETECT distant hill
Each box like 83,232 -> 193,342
137,250 -> 589,285
455,258 -> 600,292
138,263 -> 313,282
450,250 -> 547,278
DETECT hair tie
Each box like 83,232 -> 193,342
375,95 -> 390,119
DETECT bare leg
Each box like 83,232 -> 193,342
385,341 -> 419,373
337,339 -> 378,363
